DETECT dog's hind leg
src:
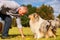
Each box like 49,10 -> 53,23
45,32 -> 49,38
53,34 -> 56,38
52,26 -> 56,38
52,31 -> 56,38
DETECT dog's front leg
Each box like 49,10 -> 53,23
34,33 -> 37,39
36,31 -> 42,39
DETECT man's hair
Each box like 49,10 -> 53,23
17,6 -> 28,11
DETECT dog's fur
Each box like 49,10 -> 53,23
29,13 -> 56,39
54,18 -> 60,28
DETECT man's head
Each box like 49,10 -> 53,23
18,6 -> 28,16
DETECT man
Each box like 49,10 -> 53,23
0,1 -> 28,39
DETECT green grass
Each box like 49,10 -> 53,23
0,27 -> 60,40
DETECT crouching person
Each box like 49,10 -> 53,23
0,1 -> 28,39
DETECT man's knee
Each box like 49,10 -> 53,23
5,16 -> 12,22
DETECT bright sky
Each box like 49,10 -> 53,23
0,0 -> 60,17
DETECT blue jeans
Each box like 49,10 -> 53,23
2,16 -> 12,37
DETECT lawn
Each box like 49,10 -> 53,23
0,27 -> 60,40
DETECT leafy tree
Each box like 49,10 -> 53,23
57,14 -> 60,19
21,4 -> 36,27
12,4 -> 55,27
27,4 -> 36,15
36,4 -> 54,20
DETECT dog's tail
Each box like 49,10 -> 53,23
47,20 -> 56,35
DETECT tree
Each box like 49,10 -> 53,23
16,4 -> 55,27
27,4 -> 36,15
57,14 -> 60,19
20,4 -> 36,27
36,4 -> 54,20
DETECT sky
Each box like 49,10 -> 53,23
0,0 -> 60,17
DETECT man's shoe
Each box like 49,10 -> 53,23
1,36 -> 10,39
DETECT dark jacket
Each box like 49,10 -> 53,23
0,6 -> 11,20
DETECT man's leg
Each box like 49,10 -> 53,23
2,16 -> 12,38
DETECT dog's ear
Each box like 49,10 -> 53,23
34,13 -> 39,21
34,13 -> 39,18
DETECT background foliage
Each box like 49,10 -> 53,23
12,4 -> 60,27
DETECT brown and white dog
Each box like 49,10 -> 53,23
28,13 -> 56,39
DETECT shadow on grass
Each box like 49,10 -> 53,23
0,34 -> 33,38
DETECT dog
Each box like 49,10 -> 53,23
28,13 -> 56,39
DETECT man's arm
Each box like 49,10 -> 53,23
6,12 -> 20,17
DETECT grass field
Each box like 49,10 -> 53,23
0,27 -> 60,40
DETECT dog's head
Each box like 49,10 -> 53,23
28,13 -> 40,21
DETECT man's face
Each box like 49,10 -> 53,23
18,6 -> 28,16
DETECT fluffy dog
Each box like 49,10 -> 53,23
29,13 -> 56,39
